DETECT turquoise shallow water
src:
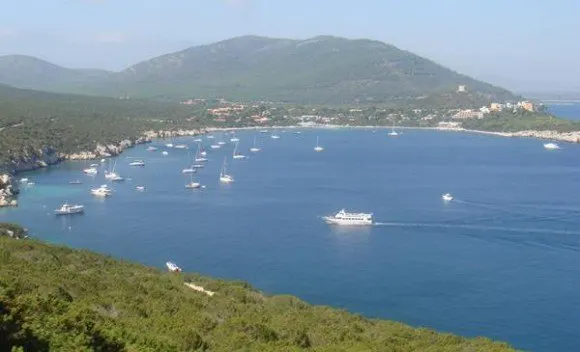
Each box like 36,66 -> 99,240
2,128 -> 580,351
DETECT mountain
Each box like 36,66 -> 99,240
0,232 -> 515,351
0,55 -> 113,92
0,36 -> 517,104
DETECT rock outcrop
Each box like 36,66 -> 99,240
0,174 -> 18,207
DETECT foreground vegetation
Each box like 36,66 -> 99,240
0,230 -> 515,351
462,110 -> 580,132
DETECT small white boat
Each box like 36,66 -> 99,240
210,144 -> 221,149
174,144 -> 188,149
91,185 -> 112,197
230,132 -> 240,143
260,130 -> 269,134
162,151 -> 169,156
54,203 -> 84,215
194,142 -> 208,162
219,158 -> 234,183
232,141 -> 246,159
83,167 -> 98,175
129,159 -> 145,167
146,146 -> 157,152
185,174 -> 201,189
135,186 -> 146,191
388,128 -> 399,137
100,159 -> 106,163
69,180 -> 83,185
314,136 -> 324,152
442,193 -> 454,202
206,135 -> 215,139
182,168 -> 195,174
193,164 -> 204,169
166,261 -> 181,272
544,142 -> 560,150
19,178 -> 29,184
249,136 -> 261,153
165,143 -> 174,148
271,134 -> 280,139
323,209 -> 373,226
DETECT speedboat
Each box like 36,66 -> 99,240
323,209 -> 373,226
83,167 -> 98,175
129,159 -> 145,166
54,203 -> 84,215
135,186 -> 146,191
442,193 -> 454,202
166,261 -> 181,272
544,142 -> 560,150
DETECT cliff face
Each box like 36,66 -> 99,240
0,174 -> 18,207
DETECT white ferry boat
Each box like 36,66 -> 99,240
166,261 -> 181,272
54,203 -> 84,215
323,209 -> 373,226
544,142 -> 560,150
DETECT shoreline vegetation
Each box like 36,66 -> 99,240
0,232 -> 516,351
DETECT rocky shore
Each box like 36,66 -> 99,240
436,127 -> 580,143
0,174 -> 19,207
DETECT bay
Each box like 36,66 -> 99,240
2,128 -> 580,351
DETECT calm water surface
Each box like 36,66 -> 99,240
2,129 -> 580,351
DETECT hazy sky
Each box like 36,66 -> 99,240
1,0 -> 578,92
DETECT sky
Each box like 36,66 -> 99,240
0,0 -> 579,92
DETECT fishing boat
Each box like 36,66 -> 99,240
219,158 -> 234,183
166,261 -> 181,272
442,193 -> 454,201
54,203 -> 84,215
249,136 -> 261,152
232,141 -> 246,159
314,136 -> 324,152
129,159 -> 145,166
323,209 -> 373,226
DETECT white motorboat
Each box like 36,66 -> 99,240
174,144 -> 188,149
83,167 -> 98,175
54,203 -> 84,215
249,136 -> 261,152
544,142 -> 560,150
314,136 -> 324,152
165,143 -> 174,148
129,159 -> 145,167
19,178 -> 29,184
442,193 -> 454,202
135,186 -> 146,191
232,141 -> 246,159
219,158 -> 234,183
166,261 -> 181,272
210,144 -> 221,149
323,209 -> 373,226
271,134 -> 280,139
146,146 -> 157,152
193,164 -> 204,169
91,185 -> 112,197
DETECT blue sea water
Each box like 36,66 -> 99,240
2,129 -> 580,351
548,102 -> 580,120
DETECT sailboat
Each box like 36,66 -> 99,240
104,160 -> 124,181
199,144 -> 207,156
218,134 -> 226,145
195,142 -> 208,162
230,131 -> 240,143
314,136 -> 324,152
250,136 -> 261,152
388,124 -> 399,136
232,141 -> 246,159
185,173 -> 201,189
182,152 -> 196,173
219,158 -> 234,183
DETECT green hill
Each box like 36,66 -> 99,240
0,36 -> 517,105
0,231 -> 515,351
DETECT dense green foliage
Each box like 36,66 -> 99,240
462,110 -> 580,132
1,36 -> 516,104
0,85 -> 207,168
0,235 -> 515,351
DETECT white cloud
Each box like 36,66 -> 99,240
95,32 -> 128,44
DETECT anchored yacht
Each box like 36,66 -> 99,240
91,185 -> 112,197
219,158 -> 234,183
314,136 -> 324,152
250,136 -> 261,152
232,141 -> 246,159
323,209 -> 373,226
83,167 -> 98,175
54,203 -> 84,215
